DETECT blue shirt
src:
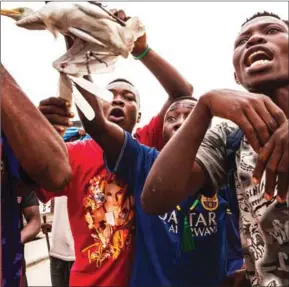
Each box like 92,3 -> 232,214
1,135 -> 22,287
107,132 -> 229,287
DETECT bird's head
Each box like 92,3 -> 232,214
0,7 -> 34,21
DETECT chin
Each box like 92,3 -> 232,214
243,73 -> 286,92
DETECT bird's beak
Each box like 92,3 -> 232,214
0,9 -> 21,18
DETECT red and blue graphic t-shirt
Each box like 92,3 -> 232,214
36,116 -> 163,287
37,140 -> 135,287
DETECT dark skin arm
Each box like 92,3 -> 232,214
117,10 -> 193,121
39,10 -> 193,135
21,205 -> 41,244
142,89 -> 287,215
75,85 -> 124,166
1,64 -> 72,191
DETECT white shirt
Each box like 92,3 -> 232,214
50,196 -> 75,261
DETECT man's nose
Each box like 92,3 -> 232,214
246,34 -> 266,48
112,95 -> 125,107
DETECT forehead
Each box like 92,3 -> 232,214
167,99 -> 196,113
239,16 -> 287,35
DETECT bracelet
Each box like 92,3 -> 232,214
134,46 -> 151,60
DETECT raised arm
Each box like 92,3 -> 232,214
115,10 -> 193,120
134,45 -> 193,119
75,84 -> 125,166
1,64 -> 72,191
142,89 -> 286,214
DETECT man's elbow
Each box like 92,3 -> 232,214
141,185 -> 168,216
32,161 -> 72,192
47,163 -> 72,191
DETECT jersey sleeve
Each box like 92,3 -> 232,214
20,191 -> 39,209
36,141 -> 86,203
105,132 -> 159,189
196,121 -> 237,191
133,114 -> 165,150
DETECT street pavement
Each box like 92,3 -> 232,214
24,214 -> 53,286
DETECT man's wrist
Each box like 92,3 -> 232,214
133,46 -> 151,60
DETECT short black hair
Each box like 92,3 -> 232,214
242,11 -> 289,27
108,78 -> 134,86
172,96 -> 198,104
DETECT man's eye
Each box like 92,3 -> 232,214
124,94 -> 135,101
266,28 -> 280,35
167,116 -> 176,122
236,38 -> 248,47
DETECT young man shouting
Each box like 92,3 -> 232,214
142,12 -> 289,287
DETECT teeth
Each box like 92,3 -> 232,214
248,50 -> 270,66
250,59 -> 270,68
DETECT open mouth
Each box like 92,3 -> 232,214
108,108 -> 125,123
245,48 -> 273,69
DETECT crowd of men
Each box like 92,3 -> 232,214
1,8 -> 288,287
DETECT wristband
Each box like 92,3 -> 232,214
134,46 -> 151,60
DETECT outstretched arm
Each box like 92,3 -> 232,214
142,89 -> 286,214
1,64 -> 72,191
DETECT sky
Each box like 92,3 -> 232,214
1,1 -> 288,127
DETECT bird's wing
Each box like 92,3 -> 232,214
16,12 -> 46,30
68,27 -> 108,47
53,38 -> 87,65
75,2 -> 126,27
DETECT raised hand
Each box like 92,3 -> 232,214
38,97 -> 74,136
110,9 -> 147,57
202,89 -> 287,153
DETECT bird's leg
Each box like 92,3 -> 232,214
85,52 -> 92,75
87,51 -> 109,68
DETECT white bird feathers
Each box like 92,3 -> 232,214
2,1 -> 145,120
15,1 -> 145,75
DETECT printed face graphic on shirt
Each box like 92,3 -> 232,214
82,172 -> 135,267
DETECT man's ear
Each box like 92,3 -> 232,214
137,111 -> 141,124
234,72 -> 241,85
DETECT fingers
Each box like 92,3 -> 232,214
253,138 -> 288,204
253,139 -> 275,184
39,105 -> 74,118
237,115 -> 261,153
255,102 -> 279,135
263,145 -> 282,200
45,114 -> 73,128
38,97 -> 74,129
276,151 -> 289,203
114,9 -> 127,21
244,106 -> 270,146
39,97 -> 71,109
264,98 -> 287,126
